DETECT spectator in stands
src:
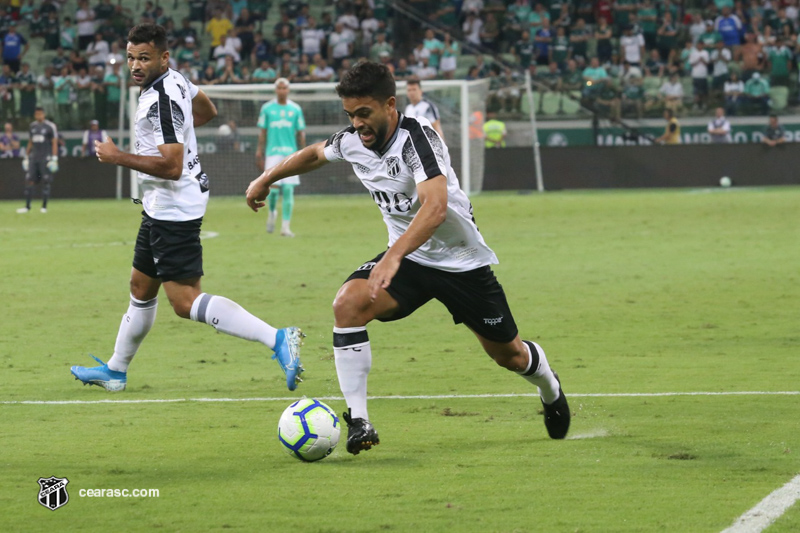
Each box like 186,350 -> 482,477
561,59 -> 583,91
76,0 -> 96,50
739,32 -> 764,80
75,66 -> 93,127
337,5 -> 359,32
570,18 -> 591,63
16,62 -> 37,122
206,8 -> 232,60
252,60 -> 277,83
689,40 -> 710,110
213,34 -> 240,69
534,18 -> 554,66
2,22 -> 28,72
688,13 -> 706,45
462,12 -> 482,47
217,55 -> 243,84
621,74 -> 645,118
699,20 -> 721,47
37,66 -> 56,118
69,49 -> 88,74
175,36 -> 200,67
659,71 -> 684,113
394,58 -> 414,80
60,16 -> 77,50
762,114 -> 786,146
328,22 -> 355,69
744,72 -> 770,114
53,66 -> 74,130
87,32 -> 109,68
638,0 -> 658,49
710,40 -> 732,98
439,33 -> 458,80
595,16 -> 613,64
360,9 -> 379,56
724,71 -> 745,116
0,122 -> 22,158
644,48 -> 665,78
594,79 -> 621,121
251,32 -> 273,67
94,0 -> 115,22
176,17 -> 197,45
582,56 -> 609,91
43,10 -> 60,50
707,107 -> 732,143
336,58 -> 352,83
551,26 -> 569,69
716,6 -> 743,49
273,10 -> 295,41
656,12 -> 678,64
369,31 -> 392,63
21,0 -> 36,24
299,16 -> 324,59
0,65 -> 16,124
81,119 -> 108,156
29,8 -> 45,38
310,55 -> 335,81
655,108 -> 681,144
767,39 -> 792,86
512,29 -> 534,70
200,64 -> 218,85
278,51 -> 298,81
423,29 -> 443,71
235,8 -> 256,59
620,23 -> 645,67
480,12 -> 500,52
415,55 -> 438,81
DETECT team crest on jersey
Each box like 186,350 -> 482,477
38,476 -> 69,511
385,156 -> 401,178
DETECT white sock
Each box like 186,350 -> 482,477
268,211 -> 277,222
190,293 -> 277,349
333,326 -> 372,420
107,294 -> 158,372
281,220 -> 290,231
519,341 -> 561,404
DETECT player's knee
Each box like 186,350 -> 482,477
332,285 -> 372,325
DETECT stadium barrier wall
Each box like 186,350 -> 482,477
482,144 -> 800,190
0,157 -> 128,200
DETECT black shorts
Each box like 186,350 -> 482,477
26,157 -> 52,183
132,212 -> 204,282
345,252 -> 519,343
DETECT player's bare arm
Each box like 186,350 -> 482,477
192,89 -> 217,127
367,175 -> 448,300
51,135 -> 58,157
432,119 -> 445,142
94,136 -> 184,180
246,141 -> 328,211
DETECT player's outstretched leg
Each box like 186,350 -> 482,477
333,325 -> 377,454
520,340 -> 570,439
71,355 -> 128,391
188,292 -> 305,390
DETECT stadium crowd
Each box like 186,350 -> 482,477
2,0 -> 800,133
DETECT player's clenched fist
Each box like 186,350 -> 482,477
94,136 -> 120,164
245,177 -> 269,212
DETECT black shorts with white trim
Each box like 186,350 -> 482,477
345,251 -> 519,343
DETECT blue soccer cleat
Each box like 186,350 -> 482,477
272,327 -> 305,391
70,355 -> 127,392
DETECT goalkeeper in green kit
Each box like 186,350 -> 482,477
255,77 -> 306,237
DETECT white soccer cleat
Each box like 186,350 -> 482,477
266,212 -> 276,233
40,207 -> 47,213
16,207 -> 29,214
280,229 -> 295,238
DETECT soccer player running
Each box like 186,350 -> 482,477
70,24 -> 304,392
246,62 -> 570,455
17,107 -> 58,214
403,78 -> 445,141
255,77 -> 306,237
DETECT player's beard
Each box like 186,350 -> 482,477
359,119 -> 389,151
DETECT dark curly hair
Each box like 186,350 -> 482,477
127,23 -> 168,52
335,61 -> 396,102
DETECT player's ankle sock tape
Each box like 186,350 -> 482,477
520,340 -> 541,376
333,326 -> 369,348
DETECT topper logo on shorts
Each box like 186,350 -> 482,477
483,316 -> 503,326
38,476 -> 70,511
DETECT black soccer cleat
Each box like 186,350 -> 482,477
342,409 -> 380,455
541,371 -> 571,439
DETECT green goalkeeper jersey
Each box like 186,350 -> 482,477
256,99 -> 306,157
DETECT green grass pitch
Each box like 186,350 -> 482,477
1,187 -> 798,532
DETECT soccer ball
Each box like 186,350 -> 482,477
277,398 -> 340,462
217,124 -> 232,137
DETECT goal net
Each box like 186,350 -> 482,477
128,79 -> 489,198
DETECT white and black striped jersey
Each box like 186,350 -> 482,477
28,120 -> 58,158
404,98 -> 440,124
323,113 -> 497,272
134,68 -> 208,221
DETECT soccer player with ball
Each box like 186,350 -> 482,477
70,24 -> 304,393
247,61 -> 570,455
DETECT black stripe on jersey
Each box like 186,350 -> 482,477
400,116 -> 441,180
325,125 -> 356,160
422,98 -> 440,121
153,79 -> 178,144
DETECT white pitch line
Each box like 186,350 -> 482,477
1,391 -> 798,405
721,474 -> 800,533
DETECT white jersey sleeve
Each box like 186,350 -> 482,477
401,116 -> 447,184
323,126 -> 355,162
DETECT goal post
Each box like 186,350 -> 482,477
128,78 -> 490,199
